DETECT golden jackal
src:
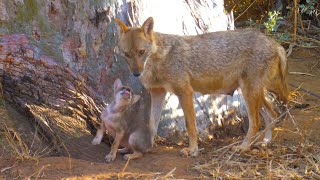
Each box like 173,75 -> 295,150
115,17 -> 288,156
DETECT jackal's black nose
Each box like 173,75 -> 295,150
133,73 -> 140,77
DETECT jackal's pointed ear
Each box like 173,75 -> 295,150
132,95 -> 141,104
115,18 -> 128,33
141,17 -> 154,37
113,78 -> 123,90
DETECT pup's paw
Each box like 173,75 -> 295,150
123,152 -> 143,160
118,148 -> 130,155
180,147 -> 199,157
91,137 -> 101,145
123,154 -> 131,161
105,154 -> 116,163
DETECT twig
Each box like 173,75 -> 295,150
1,163 -> 17,173
297,35 -> 320,45
286,107 -> 302,135
163,167 -> 176,179
226,161 -> 265,166
289,83 -> 320,99
214,141 -> 241,153
274,128 -> 301,136
293,0 -> 298,42
281,41 -> 319,48
35,165 -> 50,180
310,62 -> 319,72
289,72 -> 315,77
226,148 -> 237,162
302,105 -> 320,111
307,20 -> 311,31
118,158 -> 130,179
247,106 -> 294,148
299,13 -> 306,34
217,146 -> 232,161
27,164 -> 50,179
311,171 -> 320,179
29,123 -> 40,155
280,154 -> 298,158
235,0 -> 257,21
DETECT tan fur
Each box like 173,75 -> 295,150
92,78 -> 152,162
115,17 -> 288,156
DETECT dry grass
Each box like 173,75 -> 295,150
288,83 -> 305,105
0,122 -> 40,161
0,83 -> 36,161
0,81 -> 74,179
194,137 -> 320,179
193,90 -> 320,179
0,82 -> 52,162
1,84 -> 78,180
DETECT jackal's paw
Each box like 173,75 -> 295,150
180,147 -> 199,157
105,154 -> 116,163
255,138 -> 271,148
237,140 -> 251,152
91,137 -> 101,145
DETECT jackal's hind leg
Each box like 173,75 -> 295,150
260,97 -> 277,145
239,86 -> 263,152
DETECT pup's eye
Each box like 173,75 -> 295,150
121,87 -> 131,92
138,50 -> 145,56
124,52 -> 131,58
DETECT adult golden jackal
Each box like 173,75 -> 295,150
115,17 -> 288,156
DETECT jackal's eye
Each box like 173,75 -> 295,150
138,49 -> 145,56
124,52 -> 131,58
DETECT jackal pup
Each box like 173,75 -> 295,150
92,79 -> 152,162
115,17 -> 288,156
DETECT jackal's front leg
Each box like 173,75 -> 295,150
149,88 -> 167,141
177,89 -> 199,156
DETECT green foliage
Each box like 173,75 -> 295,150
0,100 -> 4,107
245,18 -> 256,27
264,11 -> 283,34
277,30 -> 291,43
301,42 -> 314,47
299,0 -> 319,16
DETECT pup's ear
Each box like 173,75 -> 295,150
141,17 -> 154,37
115,18 -> 128,33
132,95 -> 141,104
113,78 -> 123,90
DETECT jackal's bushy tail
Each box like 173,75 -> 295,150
276,46 -> 289,104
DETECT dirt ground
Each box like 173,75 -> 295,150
0,48 -> 319,179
